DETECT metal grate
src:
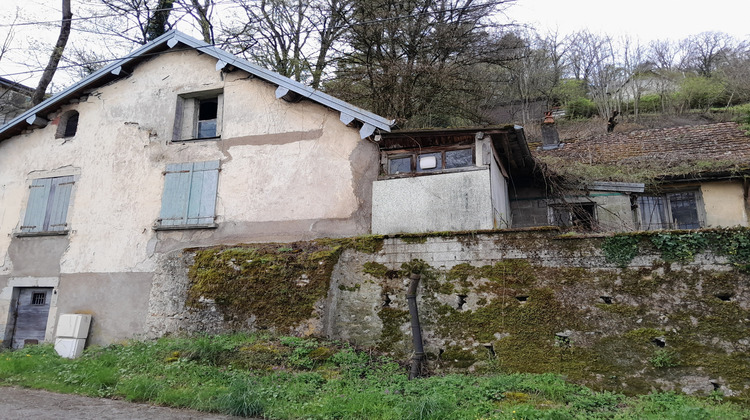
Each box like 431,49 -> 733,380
31,292 -> 46,305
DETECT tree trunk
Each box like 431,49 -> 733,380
32,0 -> 72,105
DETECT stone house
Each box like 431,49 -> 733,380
0,30 -> 393,348
518,121 -> 750,232
0,76 -> 33,125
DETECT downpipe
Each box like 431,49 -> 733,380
407,271 -> 424,380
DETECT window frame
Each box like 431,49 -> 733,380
172,90 -> 224,142
155,160 -> 220,230
17,175 -> 76,237
54,110 -> 79,139
383,144 -> 476,177
637,189 -> 704,230
548,202 -> 598,231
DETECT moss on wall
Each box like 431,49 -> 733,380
187,236 -> 383,331
181,229 -> 750,400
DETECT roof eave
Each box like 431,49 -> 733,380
0,30 -> 393,141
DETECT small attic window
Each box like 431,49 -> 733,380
55,111 -> 79,139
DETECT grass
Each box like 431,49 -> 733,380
1,333 -> 748,419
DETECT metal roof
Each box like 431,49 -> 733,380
0,30 -> 394,141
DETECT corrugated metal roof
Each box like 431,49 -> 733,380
0,30 -> 394,141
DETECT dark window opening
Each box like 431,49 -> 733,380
551,203 -> 597,231
31,292 -> 46,305
63,112 -> 78,137
197,98 -> 218,138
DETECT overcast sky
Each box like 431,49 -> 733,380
1,0 -> 749,87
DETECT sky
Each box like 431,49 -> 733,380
1,0 -> 750,88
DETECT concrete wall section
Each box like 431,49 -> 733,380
56,273 -> 153,346
701,181 -> 748,228
372,169 -> 493,234
489,157 -> 510,228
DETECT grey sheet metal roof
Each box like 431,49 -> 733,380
0,30 -> 394,141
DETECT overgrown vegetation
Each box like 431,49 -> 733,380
187,236 -> 383,330
2,333 -> 748,419
601,228 -> 750,269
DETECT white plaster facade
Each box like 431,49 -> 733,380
0,33 -> 391,346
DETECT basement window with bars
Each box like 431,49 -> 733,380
156,160 -> 220,229
637,191 -> 704,230
18,175 -> 75,235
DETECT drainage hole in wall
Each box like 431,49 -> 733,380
710,380 -> 721,391
652,337 -> 666,347
457,294 -> 467,310
714,292 -> 733,302
555,333 -> 571,347
516,295 -> 528,303
600,296 -> 613,304
484,344 -> 496,358
382,294 -> 391,307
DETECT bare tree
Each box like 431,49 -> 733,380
683,31 -> 735,77
329,0 -> 520,125
224,0 -> 352,88
177,0 -> 215,44
32,0 -> 73,105
82,0 -> 177,46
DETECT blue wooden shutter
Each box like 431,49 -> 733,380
160,163 -> 193,226
47,176 -> 75,232
21,178 -> 52,233
160,161 -> 219,226
186,160 -> 219,225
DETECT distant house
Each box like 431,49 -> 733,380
0,31 -> 393,348
372,127 -> 535,234
521,121 -> 750,231
0,77 -> 33,125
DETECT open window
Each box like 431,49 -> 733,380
156,160 -> 220,229
637,190 -> 703,230
19,176 -> 75,235
173,90 -> 223,141
55,110 -> 79,139
549,202 -> 597,230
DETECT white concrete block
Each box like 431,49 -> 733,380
56,314 -> 91,339
54,337 -> 86,359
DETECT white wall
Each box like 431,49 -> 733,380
371,169 -> 494,234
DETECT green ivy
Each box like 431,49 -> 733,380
650,233 -> 707,262
710,228 -> 750,271
602,235 -> 640,267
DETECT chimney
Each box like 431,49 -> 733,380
541,111 -> 560,150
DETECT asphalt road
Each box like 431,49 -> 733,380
0,387 -> 245,420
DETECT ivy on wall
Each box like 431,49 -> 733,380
602,227 -> 750,270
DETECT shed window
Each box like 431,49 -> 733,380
157,160 -> 220,228
19,176 -> 75,235
386,146 -> 474,175
550,203 -> 597,230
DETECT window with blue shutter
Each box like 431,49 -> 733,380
158,160 -> 219,228
20,176 -> 75,234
